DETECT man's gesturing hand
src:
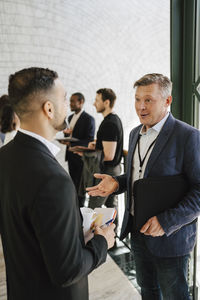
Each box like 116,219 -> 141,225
140,216 -> 165,237
86,174 -> 119,197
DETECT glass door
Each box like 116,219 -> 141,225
192,0 -> 200,299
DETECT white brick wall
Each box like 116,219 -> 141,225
0,0 -> 170,148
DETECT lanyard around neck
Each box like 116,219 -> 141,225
137,134 -> 157,175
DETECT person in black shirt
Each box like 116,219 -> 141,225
88,88 -> 123,211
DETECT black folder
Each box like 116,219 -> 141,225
133,175 -> 189,231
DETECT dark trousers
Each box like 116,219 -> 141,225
68,152 -> 85,207
131,234 -> 191,300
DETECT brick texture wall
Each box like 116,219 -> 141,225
0,0 -> 170,148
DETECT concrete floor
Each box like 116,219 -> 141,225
89,254 -> 140,300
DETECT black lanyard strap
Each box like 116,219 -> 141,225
137,134 -> 157,172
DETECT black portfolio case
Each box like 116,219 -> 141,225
133,175 -> 189,231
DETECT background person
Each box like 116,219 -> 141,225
0,67 -> 115,300
0,94 -> 20,145
87,73 -> 200,300
62,92 -> 95,207
88,88 -> 123,213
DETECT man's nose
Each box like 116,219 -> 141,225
139,101 -> 146,110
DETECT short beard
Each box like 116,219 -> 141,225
97,107 -> 105,113
53,118 -> 67,132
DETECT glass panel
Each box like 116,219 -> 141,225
195,0 -> 200,298
197,82 -> 200,96
193,97 -> 200,300
197,100 -> 200,300
197,227 -> 200,300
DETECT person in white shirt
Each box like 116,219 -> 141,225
60,93 -> 95,207
86,73 -> 200,300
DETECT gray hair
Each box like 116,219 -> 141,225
134,73 -> 172,99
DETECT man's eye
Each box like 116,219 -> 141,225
145,99 -> 151,103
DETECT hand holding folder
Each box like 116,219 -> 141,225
133,175 -> 189,232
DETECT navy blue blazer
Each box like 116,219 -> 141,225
65,111 -> 95,160
117,114 -> 200,257
68,111 -> 95,146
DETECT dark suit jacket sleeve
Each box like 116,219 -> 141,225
157,128 -> 200,236
113,174 -> 127,194
113,128 -> 137,194
75,115 -> 95,146
30,174 -> 107,287
68,113 -> 95,147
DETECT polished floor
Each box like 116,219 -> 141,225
109,237 -> 140,294
89,254 -> 140,300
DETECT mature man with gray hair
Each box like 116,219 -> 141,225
87,73 -> 200,300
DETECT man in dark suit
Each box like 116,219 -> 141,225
63,93 -> 95,207
87,73 -> 200,300
0,67 -> 115,300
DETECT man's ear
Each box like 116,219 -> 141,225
80,99 -> 84,106
166,96 -> 172,107
104,99 -> 110,108
43,101 -> 54,119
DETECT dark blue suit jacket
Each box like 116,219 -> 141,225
65,111 -> 95,161
117,114 -> 200,257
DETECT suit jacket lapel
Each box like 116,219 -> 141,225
68,114 -> 73,123
73,111 -> 84,135
144,114 -> 176,177
127,126 -> 141,175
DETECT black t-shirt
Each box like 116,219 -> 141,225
96,113 -> 123,168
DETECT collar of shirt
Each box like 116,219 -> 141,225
76,108 -> 84,118
104,111 -> 115,119
140,112 -> 170,136
71,109 -> 84,121
18,128 -> 60,157
69,109 -> 84,129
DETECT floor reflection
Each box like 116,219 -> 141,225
108,237 -> 141,294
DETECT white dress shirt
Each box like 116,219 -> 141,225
69,109 -> 84,131
130,112 -> 169,215
19,128 -> 60,157
4,130 -> 18,145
